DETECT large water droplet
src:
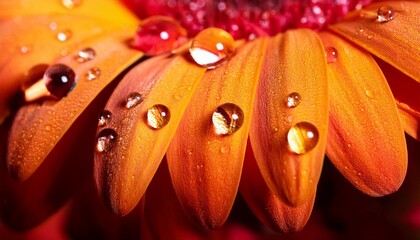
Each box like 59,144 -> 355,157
86,67 -> 100,80
96,128 -> 117,152
147,104 -> 171,129
287,122 -> 319,154
98,110 -> 112,126
377,5 -> 395,23
134,16 -> 188,55
57,30 -> 72,42
286,92 -> 302,108
44,64 -> 77,99
125,92 -> 143,109
212,103 -> 244,135
190,28 -> 236,69
62,0 -> 82,9
77,47 -> 96,63
325,47 -> 338,63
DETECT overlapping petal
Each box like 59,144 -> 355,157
320,32 -> 407,196
250,29 -> 329,207
166,38 -> 266,229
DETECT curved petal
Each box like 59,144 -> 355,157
329,1 -> 420,83
319,32 -> 407,196
166,38 -> 266,229
374,57 -> 420,140
249,30 -> 328,207
240,143 -> 314,233
94,55 -> 206,216
7,30 -> 142,180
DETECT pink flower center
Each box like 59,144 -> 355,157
123,0 -> 373,39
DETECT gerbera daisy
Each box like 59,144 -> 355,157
0,0 -> 419,238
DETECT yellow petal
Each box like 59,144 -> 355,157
319,32 -> 407,196
240,144 -> 314,232
329,1 -> 420,82
7,30 -> 142,180
249,29 -> 328,206
94,55 -> 205,216
166,38 -> 266,229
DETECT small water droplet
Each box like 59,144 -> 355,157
62,0 -> 82,9
357,172 -> 362,176
134,16 -> 188,55
77,47 -> 96,63
365,89 -> 374,98
325,47 -> 338,63
49,22 -> 58,30
147,104 -> 171,129
273,127 -> 279,132
98,110 -> 112,126
212,103 -> 244,135
286,92 -> 302,108
86,67 -> 101,80
125,92 -> 143,109
45,125 -> 52,131
187,149 -> 194,155
96,128 -> 117,152
287,122 -> 319,154
57,30 -> 72,42
220,145 -> 230,154
377,5 -> 395,23
190,27 -> 236,69
44,64 -> 77,99
20,45 -> 32,54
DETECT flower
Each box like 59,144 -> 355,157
0,0 -> 419,238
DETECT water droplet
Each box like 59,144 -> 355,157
44,64 -> 77,99
212,103 -> 244,135
49,22 -> 58,30
325,47 -> 338,63
190,27 -> 236,69
147,104 -> 171,129
77,47 -> 96,63
62,0 -> 82,9
134,16 -> 188,55
287,122 -> 319,154
86,67 -> 101,80
273,127 -> 279,132
96,128 -> 117,152
98,110 -> 112,126
57,30 -> 72,42
377,5 -> 395,23
220,145 -> 230,154
286,92 -> 302,108
365,89 -> 374,98
45,125 -> 52,131
20,45 -> 32,54
125,92 -> 143,109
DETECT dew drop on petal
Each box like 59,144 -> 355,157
286,92 -> 302,108
212,103 -> 244,135
86,67 -> 101,80
20,45 -> 32,54
57,30 -> 72,42
134,16 -> 188,55
125,92 -> 143,109
147,104 -> 171,129
287,122 -> 319,154
96,128 -> 117,152
77,47 -> 96,63
325,47 -> 338,63
190,27 -> 236,69
44,64 -> 77,99
62,0 -> 82,9
98,110 -> 112,126
377,5 -> 395,23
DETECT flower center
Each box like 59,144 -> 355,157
124,0 -> 373,39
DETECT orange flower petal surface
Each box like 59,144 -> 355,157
320,32 -> 407,196
7,31 -> 142,180
240,144 -> 314,232
166,38 -> 266,229
249,30 -> 328,207
329,1 -> 420,83
94,55 -> 205,216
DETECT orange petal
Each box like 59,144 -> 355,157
319,32 -> 407,196
7,30 -> 142,180
94,55 -> 206,216
166,38 -> 266,229
249,30 -> 328,207
329,1 -> 420,83
374,57 -> 420,140
240,143 -> 314,233
0,13 -> 138,123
